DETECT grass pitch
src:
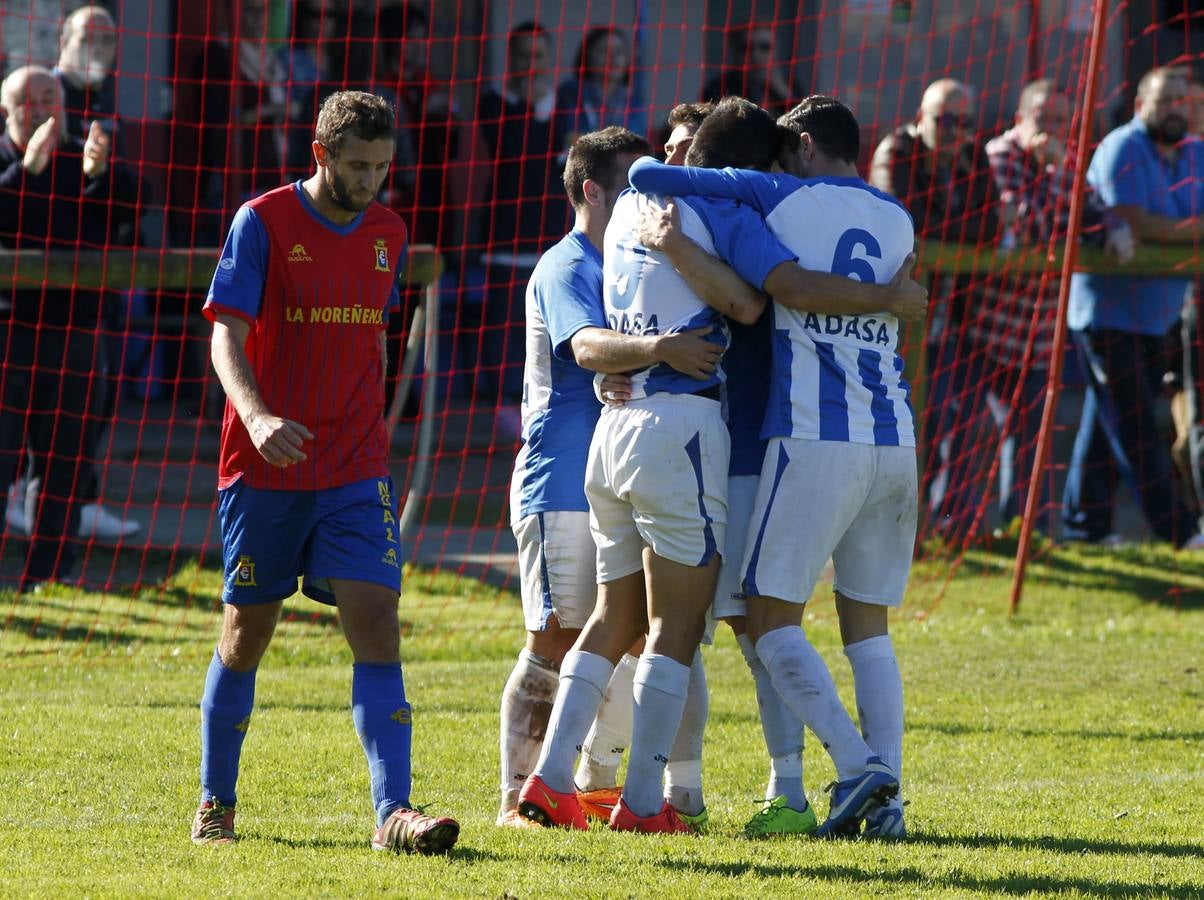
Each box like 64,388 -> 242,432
2,543 -> 1203,898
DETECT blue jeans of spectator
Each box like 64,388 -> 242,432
924,337 -> 1052,538
1062,327 -> 1197,545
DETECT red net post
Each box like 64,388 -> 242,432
1010,0 -> 1111,614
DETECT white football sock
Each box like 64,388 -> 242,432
769,752 -> 807,810
574,652 -> 637,791
623,654 -> 690,818
498,648 -> 559,812
664,650 -> 708,816
844,634 -> 904,788
756,626 -> 871,781
533,650 -> 613,794
736,632 -> 806,809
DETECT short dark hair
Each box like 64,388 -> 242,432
685,96 -> 798,169
508,20 -> 547,49
666,101 -> 714,132
563,126 -> 652,208
574,26 -> 631,87
315,91 -> 396,155
778,95 -> 860,164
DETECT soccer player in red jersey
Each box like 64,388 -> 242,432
191,91 -> 458,855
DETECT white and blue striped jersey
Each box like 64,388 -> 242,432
602,188 -> 795,401
629,159 -> 916,447
511,230 -> 607,522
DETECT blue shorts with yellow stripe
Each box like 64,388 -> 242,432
217,476 -> 402,606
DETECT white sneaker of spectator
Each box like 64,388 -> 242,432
10,477 -> 139,540
78,503 -> 141,540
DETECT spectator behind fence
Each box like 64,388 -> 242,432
965,79 -> 1134,530
41,4 -> 139,540
870,78 -> 1000,537
1062,67 -> 1204,547
372,3 -> 478,259
0,66 -> 139,593
190,0 -> 288,246
281,0 -> 351,178
54,6 -> 118,143
5,5 -> 139,543
476,21 -> 572,418
700,22 -> 803,120
1167,74 -> 1204,500
555,25 -> 648,142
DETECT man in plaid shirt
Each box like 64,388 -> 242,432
973,79 -> 1133,527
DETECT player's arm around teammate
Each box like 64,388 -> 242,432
628,156 -> 929,323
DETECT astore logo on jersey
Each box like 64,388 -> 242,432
288,243 -> 313,262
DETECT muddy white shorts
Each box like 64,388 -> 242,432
742,437 -> 917,606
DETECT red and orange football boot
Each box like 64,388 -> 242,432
517,774 -> 588,830
609,797 -> 693,834
576,786 -> 622,823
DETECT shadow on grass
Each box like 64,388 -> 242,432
258,834 -> 506,861
657,856 -> 1200,898
256,833 -> 366,851
912,720 -> 1204,744
912,831 -> 1203,860
957,539 -> 1204,610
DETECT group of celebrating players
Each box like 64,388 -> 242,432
500,95 -> 928,838
190,85 -> 927,853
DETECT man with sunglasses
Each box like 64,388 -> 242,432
870,78 -> 1001,539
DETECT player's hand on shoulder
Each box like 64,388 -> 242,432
886,252 -> 929,323
633,199 -> 685,253
656,326 -> 722,380
246,412 -> 314,466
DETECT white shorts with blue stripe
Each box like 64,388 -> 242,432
586,393 -> 729,583
742,437 -> 917,607
512,510 -> 597,632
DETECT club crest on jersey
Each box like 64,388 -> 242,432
374,239 -> 390,273
234,555 -> 257,587
288,243 -> 313,263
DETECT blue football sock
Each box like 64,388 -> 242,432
352,662 -> 413,825
199,647 -> 257,807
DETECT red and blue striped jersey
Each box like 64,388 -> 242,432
203,182 -> 406,490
